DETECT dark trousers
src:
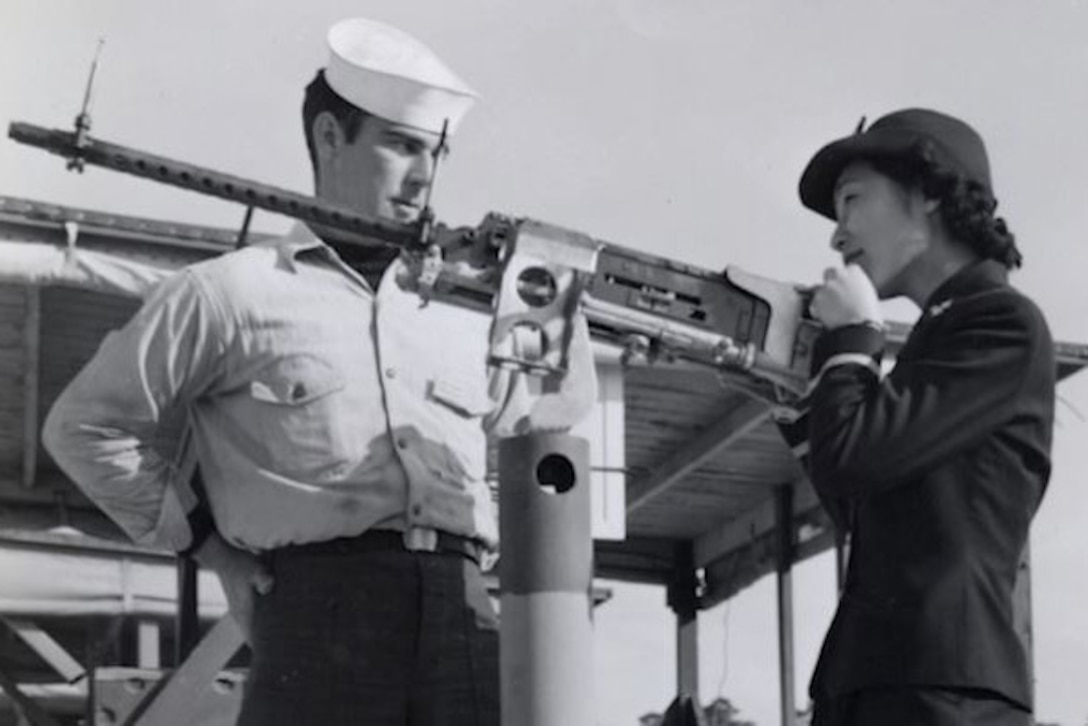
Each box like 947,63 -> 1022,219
813,687 -> 1032,726
237,535 -> 499,726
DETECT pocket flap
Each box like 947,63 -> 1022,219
428,375 -> 495,417
249,354 -> 345,405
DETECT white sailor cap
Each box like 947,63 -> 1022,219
324,18 -> 479,136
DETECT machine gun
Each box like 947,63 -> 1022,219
7,119 -> 818,402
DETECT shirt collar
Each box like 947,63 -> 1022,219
262,222 -> 406,293
255,222 -> 328,273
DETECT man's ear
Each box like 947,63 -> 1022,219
312,111 -> 343,163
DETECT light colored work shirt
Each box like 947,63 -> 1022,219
43,224 -> 519,553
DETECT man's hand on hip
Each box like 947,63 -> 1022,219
193,532 -> 273,643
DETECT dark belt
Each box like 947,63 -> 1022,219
274,529 -> 482,564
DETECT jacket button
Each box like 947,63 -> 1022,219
411,504 -> 423,517
385,368 -> 396,379
396,438 -> 408,450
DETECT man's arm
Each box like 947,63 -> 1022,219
42,269 -> 276,639
41,269 -> 224,551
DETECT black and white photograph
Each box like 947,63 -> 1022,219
1,2 -> 1086,725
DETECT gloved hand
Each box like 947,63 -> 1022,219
810,264 -> 883,330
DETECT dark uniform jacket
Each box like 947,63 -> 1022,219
793,260 -> 1055,710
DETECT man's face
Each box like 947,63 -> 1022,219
830,160 -> 932,299
315,113 -> 444,224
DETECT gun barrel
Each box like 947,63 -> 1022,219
7,120 -> 814,397
7,121 -> 422,250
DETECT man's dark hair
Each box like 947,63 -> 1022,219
869,142 -> 1023,269
302,70 -> 371,173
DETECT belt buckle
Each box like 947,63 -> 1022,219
403,527 -> 439,552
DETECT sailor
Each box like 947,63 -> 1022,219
43,18 -> 567,725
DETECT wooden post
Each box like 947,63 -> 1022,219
775,485 -> 796,726
668,541 -> 700,701
21,286 -> 40,489
175,556 -> 199,664
137,620 -> 162,670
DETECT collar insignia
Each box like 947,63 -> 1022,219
927,299 -> 953,318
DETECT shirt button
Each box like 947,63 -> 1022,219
411,504 -> 423,517
385,367 -> 396,379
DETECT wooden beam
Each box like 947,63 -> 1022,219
0,505 -> 129,544
626,394 -> 771,515
0,471 -> 99,507
21,286 -> 40,488
693,480 -> 818,570
0,665 -> 64,726
594,537 -> 677,585
130,617 -> 245,726
0,616 -> 85,684
698,506 -> 837,610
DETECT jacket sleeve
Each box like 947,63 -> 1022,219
807,291 -> 1048,499
41,269 -> 226,551
776,404 -> 854,537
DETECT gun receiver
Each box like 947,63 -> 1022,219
8,120 -> 817,399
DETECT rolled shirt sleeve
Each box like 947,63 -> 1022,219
42,269 -> 225,551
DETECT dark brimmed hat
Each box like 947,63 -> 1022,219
798,108 -> 992,220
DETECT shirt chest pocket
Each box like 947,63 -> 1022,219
249,354 -> 346,405
241,353 -> 354,473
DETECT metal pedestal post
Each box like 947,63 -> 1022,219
499,432 -> 594,726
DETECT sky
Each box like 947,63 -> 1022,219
2,1 -> 1087,724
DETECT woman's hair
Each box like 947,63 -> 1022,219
301,70 -> 371,173
869,141 -> 1023,269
